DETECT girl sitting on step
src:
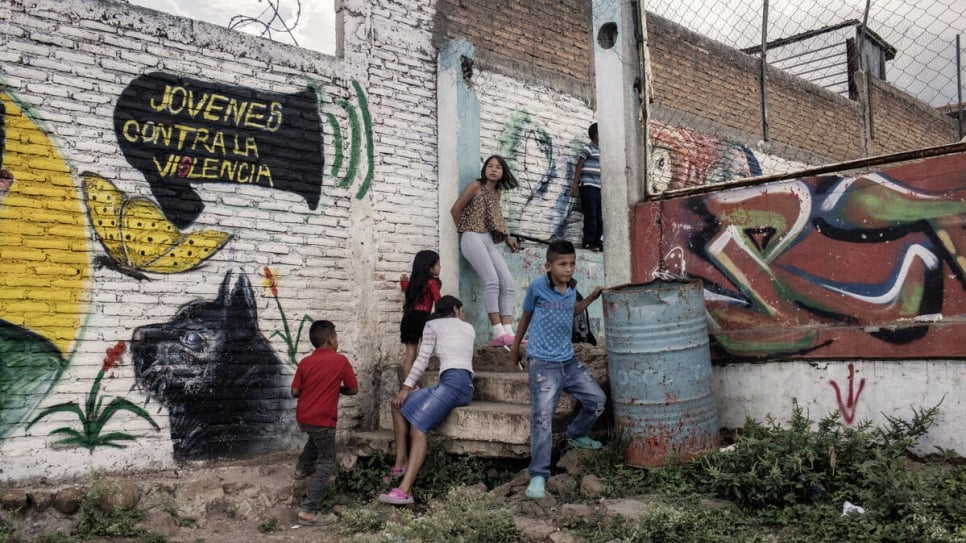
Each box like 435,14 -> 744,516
379,295 -> 476,505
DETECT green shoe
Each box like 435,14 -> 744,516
568,436 -> 602,450
525,476 -> 546,499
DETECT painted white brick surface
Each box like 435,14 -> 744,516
0,0 -> 438,481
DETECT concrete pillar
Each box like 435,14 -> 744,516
437,40 -> 481,297
591,0 -> 644,287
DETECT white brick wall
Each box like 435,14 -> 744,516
476,69 -> 595,245
0,0 -> 439,481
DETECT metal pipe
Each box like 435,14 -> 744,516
760,0 -> 769,141
957,34 -> 963,141
860,0 -> 873,141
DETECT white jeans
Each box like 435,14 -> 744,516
459,231 -> 515,316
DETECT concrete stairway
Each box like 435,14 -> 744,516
345,345 -> 607,461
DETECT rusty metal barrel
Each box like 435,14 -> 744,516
602,280 -> 719,467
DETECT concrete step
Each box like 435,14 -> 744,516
415,370 -> 576,410
377,398 -> 581,447
344,428 -> 531,459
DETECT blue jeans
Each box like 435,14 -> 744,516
527,357 -> 606,479
579,185 -> 602,247
296,424 -> 336,512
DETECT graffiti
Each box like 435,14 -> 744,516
498,109 -> 582,242
131,270 -> 292,461
114,71 -> 325,228
82,172 -> 232,281
260,266 -> 314,366
26,341 -> 160,451
315,79 -> 374,200
639,154 -> 966,358
828,363 -> 865,425
650,122 -> 763,193
0,90 -> 88,438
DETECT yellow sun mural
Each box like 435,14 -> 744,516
0,91 -> 89,355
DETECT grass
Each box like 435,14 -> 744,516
3,408 -> 963,542
576,403 -> 966,542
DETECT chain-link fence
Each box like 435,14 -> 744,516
648,0 -> 964,109
643,0 -> 965,194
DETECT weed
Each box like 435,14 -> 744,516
75,479 -> 147,539
257,517 -> 279,533
335,442 -> 518,502
381,489 -> 522,543
336,506 -> 387,534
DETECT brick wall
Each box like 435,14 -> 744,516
0,0 -> 439,480
434,0 -> 595,104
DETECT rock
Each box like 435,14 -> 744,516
549,531 -> 580,543
98,479 -> 139,512
546,474 -> 576,498
0,489 -> 27,511
489,482 -> 513,498
509,469 -> 531,488
27,491 -> 52,512
513,516 -> 556,542
600,497 -> 649,521
52,486 -> 85,514
560,503 -> 594,521
454,482 -> 488,497
555,450 -> 584,475
579,474 -> 605,498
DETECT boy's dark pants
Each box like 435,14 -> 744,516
579,185 -> 603,247
296,423 -> 336,512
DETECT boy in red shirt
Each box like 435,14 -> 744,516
291,320 -> 358,526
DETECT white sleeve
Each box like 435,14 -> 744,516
404,322 -> 436,388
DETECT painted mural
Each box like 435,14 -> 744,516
0,91 -> 86,439
650,122 -> 762,193
2,72 -> 375,462
634,153 -> 966,359
26,340 -> 160,452
131,270 -> 293,462
114,71 -> 326,229
83,173 -> 232,281
648,122 -> 810,195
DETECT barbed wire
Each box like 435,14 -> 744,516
227,0 -> 303,47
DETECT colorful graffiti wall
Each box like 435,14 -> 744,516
633,152 -> 966,359
0,0 -> 433,481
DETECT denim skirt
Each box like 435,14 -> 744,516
400,369 -> 473,434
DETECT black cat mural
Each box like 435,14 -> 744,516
132,270 -> 294,462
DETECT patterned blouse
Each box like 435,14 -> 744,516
457,180 -> 508,243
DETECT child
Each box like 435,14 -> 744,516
569,123 -> 602,252
379,295 -> 475,505
291,320 -> 358,526
509,239 -> 606,500
451,154 -> 521,347
399,250 -> 442,380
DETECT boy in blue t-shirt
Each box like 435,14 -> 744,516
509,239 -> 606,500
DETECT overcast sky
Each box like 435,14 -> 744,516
125,0 -> 336,55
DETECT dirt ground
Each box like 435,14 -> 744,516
3,344 -> 612,542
